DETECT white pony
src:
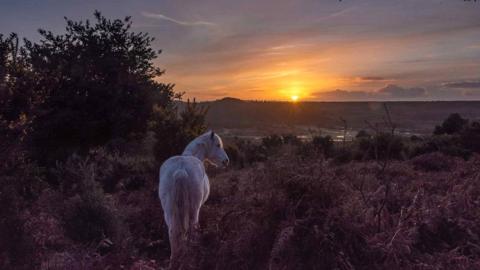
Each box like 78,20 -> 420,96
158,131 -> 229,264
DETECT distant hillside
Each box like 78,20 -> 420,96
197,98 -> 480,134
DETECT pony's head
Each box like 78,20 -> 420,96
183,130 -> 229,167
205,131 -> 229,167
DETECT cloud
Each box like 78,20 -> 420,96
442,80 -> 480,89
377,84 -> 427,98
141,12 -> 216,27
357,76 -> 388,81
312,84 -> 427,101
311,89 -> 372,101
463,90 -> 480,97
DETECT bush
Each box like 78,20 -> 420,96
411,152 -> 455,172
281,134 -> 301,145
261,134 -> 284,153
412,134 -> 471,159
332,147 -> 353,164
224,144 -> 243,168
152,100 -> 207,163
61,161 -> 122,243
312,135 -> 334,157
63,194 -> 120,243
460,121 -> 480,153
356,132 -> 405,160
433,113 -> 468,135
355,129 -> 371,139
0,184 -> 37,270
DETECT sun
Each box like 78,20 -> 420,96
290,95 -> 299,102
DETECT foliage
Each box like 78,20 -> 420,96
411,152 -> 456,172
0,33 -> 37,123
460,121 -> 480,152
2,12 -> 178,164
312,135 -> 334,157
356,132 -> 405,160
152,99 -> 208,163
410,115 -> 480,159
356,129 -> 371,138
261,134 -> 284,153
0,144 -> 43,269
411,134 -> 471,159
59,155 -> 122,243
433,113 -> 468,135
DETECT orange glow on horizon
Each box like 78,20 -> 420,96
167,49 -> 363,101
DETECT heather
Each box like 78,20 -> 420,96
2,131 -> 480,269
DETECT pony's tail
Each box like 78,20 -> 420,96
171,169 -> 191,241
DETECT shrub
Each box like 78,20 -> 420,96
356,132 -> 405,160
230,137 -> 268,165
152,100 -> 207,163
62,162 -> 122,243
411,152 -> 455,172
312,135 -> 334,157
332,147 -> 353,164
281,134 -> 301,145
433,113 -> 468,135
224,144 -> 243,168
460,121 -> 480,153
0,184 -> 37,270
261,134 -> 284,152
412,134 -> 471,159
355,129 -> 371,139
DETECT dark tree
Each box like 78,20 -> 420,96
23,11 -> 176,162
0,33 -> 36,123
433,113 -> 468,135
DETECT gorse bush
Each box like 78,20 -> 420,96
152,99 -> 208,163
59,156 -> 122,243
356,132 -> 405,160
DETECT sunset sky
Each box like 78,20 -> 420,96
1,0 -> 480,101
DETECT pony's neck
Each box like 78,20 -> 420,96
182,137 -> 208,161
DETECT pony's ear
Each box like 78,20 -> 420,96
210,130 -> 215,141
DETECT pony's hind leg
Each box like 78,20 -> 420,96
168,227 -> 186,269
188,207 -> 201,238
